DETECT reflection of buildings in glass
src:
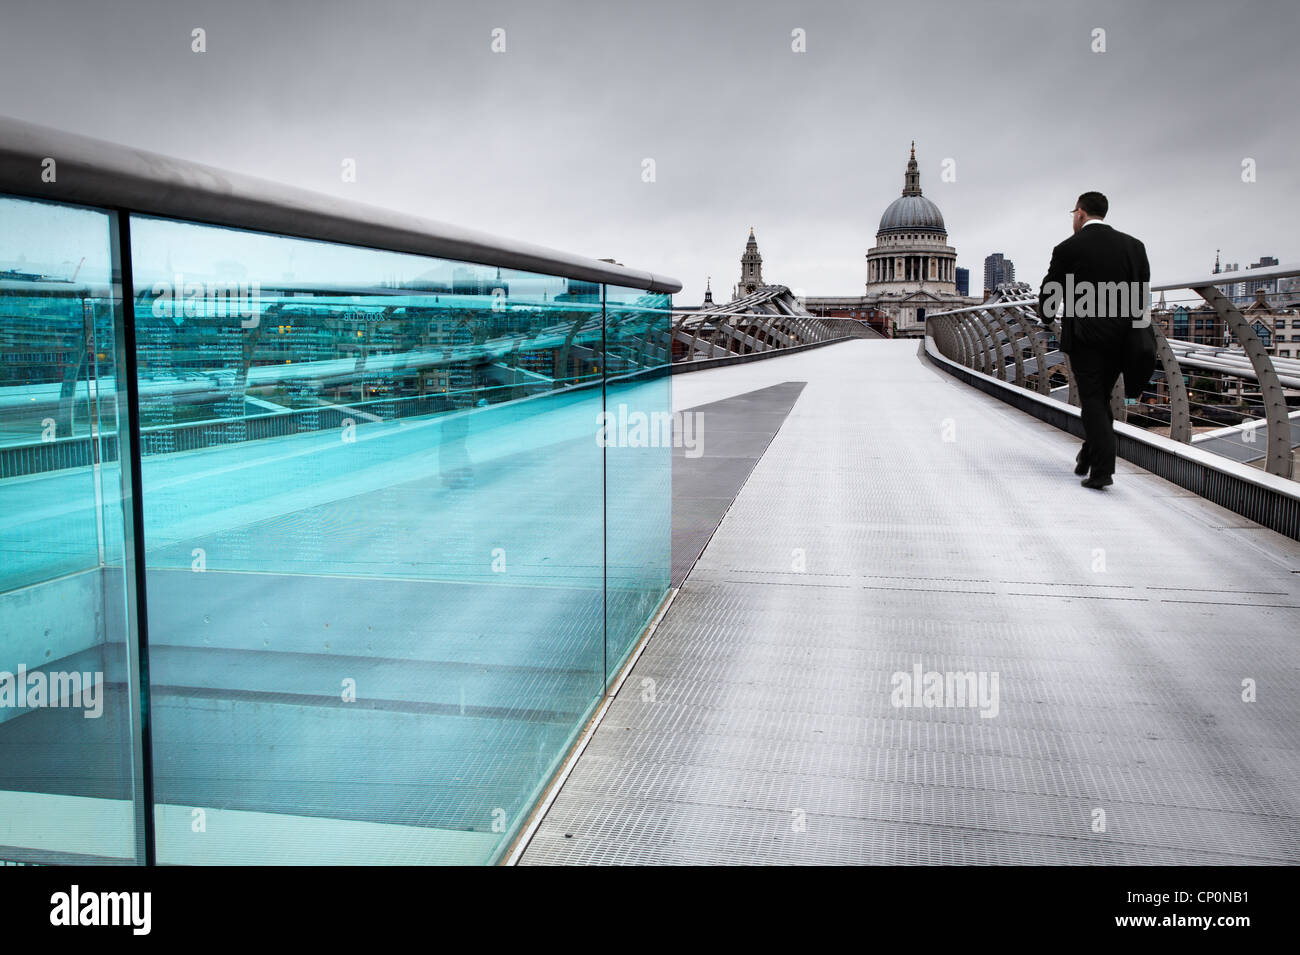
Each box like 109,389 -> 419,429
450,265 -> 508,299
437,314 -> 480,490
0,288 -> 108,440
128,284 -> 487,419
438,407 -> 474,489
6,270 -> 616,452
548,279 -> 602,383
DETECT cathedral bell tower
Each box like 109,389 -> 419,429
735,227 -> 764,299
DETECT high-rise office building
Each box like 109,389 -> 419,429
1244,255 -> 1281,303
955,267 -> 969,296
983,253 -> 1015,294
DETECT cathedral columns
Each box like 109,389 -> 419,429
867,252 -> 958,289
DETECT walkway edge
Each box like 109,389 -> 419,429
502,587 -> 680,865
922,336 -> 1300,541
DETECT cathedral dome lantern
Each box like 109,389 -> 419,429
877,142 -> 947,236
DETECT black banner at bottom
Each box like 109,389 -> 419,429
0,863 -> 1276,941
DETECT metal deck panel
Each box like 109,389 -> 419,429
521,340 -> 1300,865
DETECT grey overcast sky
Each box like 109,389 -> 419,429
1,0 -> 1296,303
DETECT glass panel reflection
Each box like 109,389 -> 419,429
129,216 -> 607,864
0,195 -> 673,866
0,193 -> 136,863
602,287 -> 672,677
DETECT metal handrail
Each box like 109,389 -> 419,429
664,283 -> 881,361
0,115 -> 681,294
1154,262 -> 1300,291
926,281 -> 1299,479
929,297 -> 1036,319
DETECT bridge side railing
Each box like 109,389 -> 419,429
669,289 -> 882,364
928,268 -> 1300,481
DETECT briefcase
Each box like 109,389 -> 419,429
1123,321 -> 1157,399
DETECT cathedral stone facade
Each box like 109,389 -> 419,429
867,145 -> 957,292
806,144 -> 977,337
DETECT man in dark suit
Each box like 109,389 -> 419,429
1037,191 -> 1151,490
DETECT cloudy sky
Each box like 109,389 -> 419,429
2,0 -> 1296,303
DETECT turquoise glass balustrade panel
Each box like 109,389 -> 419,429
0,193 -> 138,863
602,286 -> 672,680
128,215 -> 606,864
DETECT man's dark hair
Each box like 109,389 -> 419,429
1076,191 -> 1108,218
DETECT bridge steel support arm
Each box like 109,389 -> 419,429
1193,284 -> 1293,478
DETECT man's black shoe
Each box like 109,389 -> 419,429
1074,451 -> 1089,476
1081,475 -> 1113,490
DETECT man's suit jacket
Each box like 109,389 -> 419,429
1036,222 -> 1150,356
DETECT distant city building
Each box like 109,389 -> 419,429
734,228 -> 764,299
1241,289 -> 1279,354
1156,303 -> 1227,349
983,253 -> 1015,295
1237,287 -> 1300,361
955,267 -> 969,296
1149,294 -> 1297,405
1244,255 -> 1281,303
805,143 -> 976,337
1212,250 -> 1246,303
1151,284 -> 1300,361
802,298 -> 890,335
1277,275 -> 1300,307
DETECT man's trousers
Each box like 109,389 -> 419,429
1067,345 -> 1125,479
